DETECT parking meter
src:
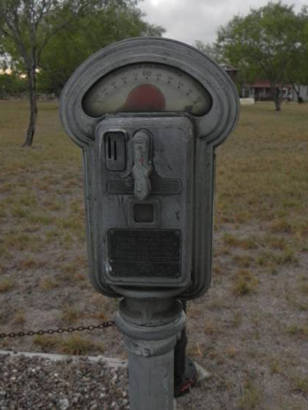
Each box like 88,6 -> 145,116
60,37 -> 239,300
60,38 -> 239,410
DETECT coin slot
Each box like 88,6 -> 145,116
134,203 -> 154,223
107,136 -> 112,159
114,140 -> 117,161
104,132 -> 126,171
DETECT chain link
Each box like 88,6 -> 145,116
0,320 -> 115,339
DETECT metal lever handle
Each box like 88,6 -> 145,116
132,130 -> 152,200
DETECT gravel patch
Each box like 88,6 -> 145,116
0,354 -> 129,410
0,352 -> 211,410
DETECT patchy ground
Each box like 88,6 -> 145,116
0,100 -> 308,409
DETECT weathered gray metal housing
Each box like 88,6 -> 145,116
60,37 -> 239,300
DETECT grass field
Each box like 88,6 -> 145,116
0,100 -> 308,409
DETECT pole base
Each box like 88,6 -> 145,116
174,357 -> 198,397
116,297 -> 186,410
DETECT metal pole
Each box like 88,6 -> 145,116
116,297 -> 185,410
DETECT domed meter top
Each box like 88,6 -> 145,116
60,38 -> 239,300
61,37 -> 238,147
82,63 -> 212,117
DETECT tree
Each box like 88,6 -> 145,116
285,6 -> 308,102
195,40 -> 224,64
0,0 -> 94,146
0,0 -> 157,146
215,2 -> 305,111
38,3 -> 164,96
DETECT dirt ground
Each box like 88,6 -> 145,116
1,100 -> 308,409
1,222 -> 308,409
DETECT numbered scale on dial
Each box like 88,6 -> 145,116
82,63 -> 212,117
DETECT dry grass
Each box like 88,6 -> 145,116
232,269 -> 258,296
33,334 -> 104,355
39,277 -> 59,290
61,306 -> 81,323
299,282 -> 308,295
291,375 -> 308,394
287,324 -> 308,338
13,311 -> 26,325
1,100 -> 308,408
0,278 -> 15,293
232,254 -> 254,268
33,335 -> 59,351
222,233 -> 258,250
238,380 -> 262,409
216,102 -> 308,228
59,335 -> 104,355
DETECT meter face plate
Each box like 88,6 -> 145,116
82,63 -> 212,117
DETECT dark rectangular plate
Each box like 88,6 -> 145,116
107,229 -> 181,278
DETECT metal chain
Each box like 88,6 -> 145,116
0,320 -> 115,339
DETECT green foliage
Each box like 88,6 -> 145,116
0,0 -> 86,68
286,6 -> 308,100
214,2 -> 308,108
195,40 -> 224,64
217,3 -> 299,81
37,3 -> 164,95
0,73 -> 27,97
0,0 -> 164,143
0,0 -> 97,144
0,0 -> 164,96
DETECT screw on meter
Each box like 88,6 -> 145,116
82,63 -> 212,117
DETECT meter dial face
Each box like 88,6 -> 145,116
82,63 -> 212,117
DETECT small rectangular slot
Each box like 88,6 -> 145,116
104,132 -> 126,171
113,141 -> 117,160
107,137 -> 112,159
134,203 -> 154,223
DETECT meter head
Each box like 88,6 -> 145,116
60,38 -> 239,300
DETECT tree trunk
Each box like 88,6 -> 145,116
292,84 -> 303,103
272,86 -> 281,111
23,66 -> 38,147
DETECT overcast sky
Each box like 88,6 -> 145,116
139,0 -> 307,45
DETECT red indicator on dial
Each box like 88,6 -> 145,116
123,84 -> 165,112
